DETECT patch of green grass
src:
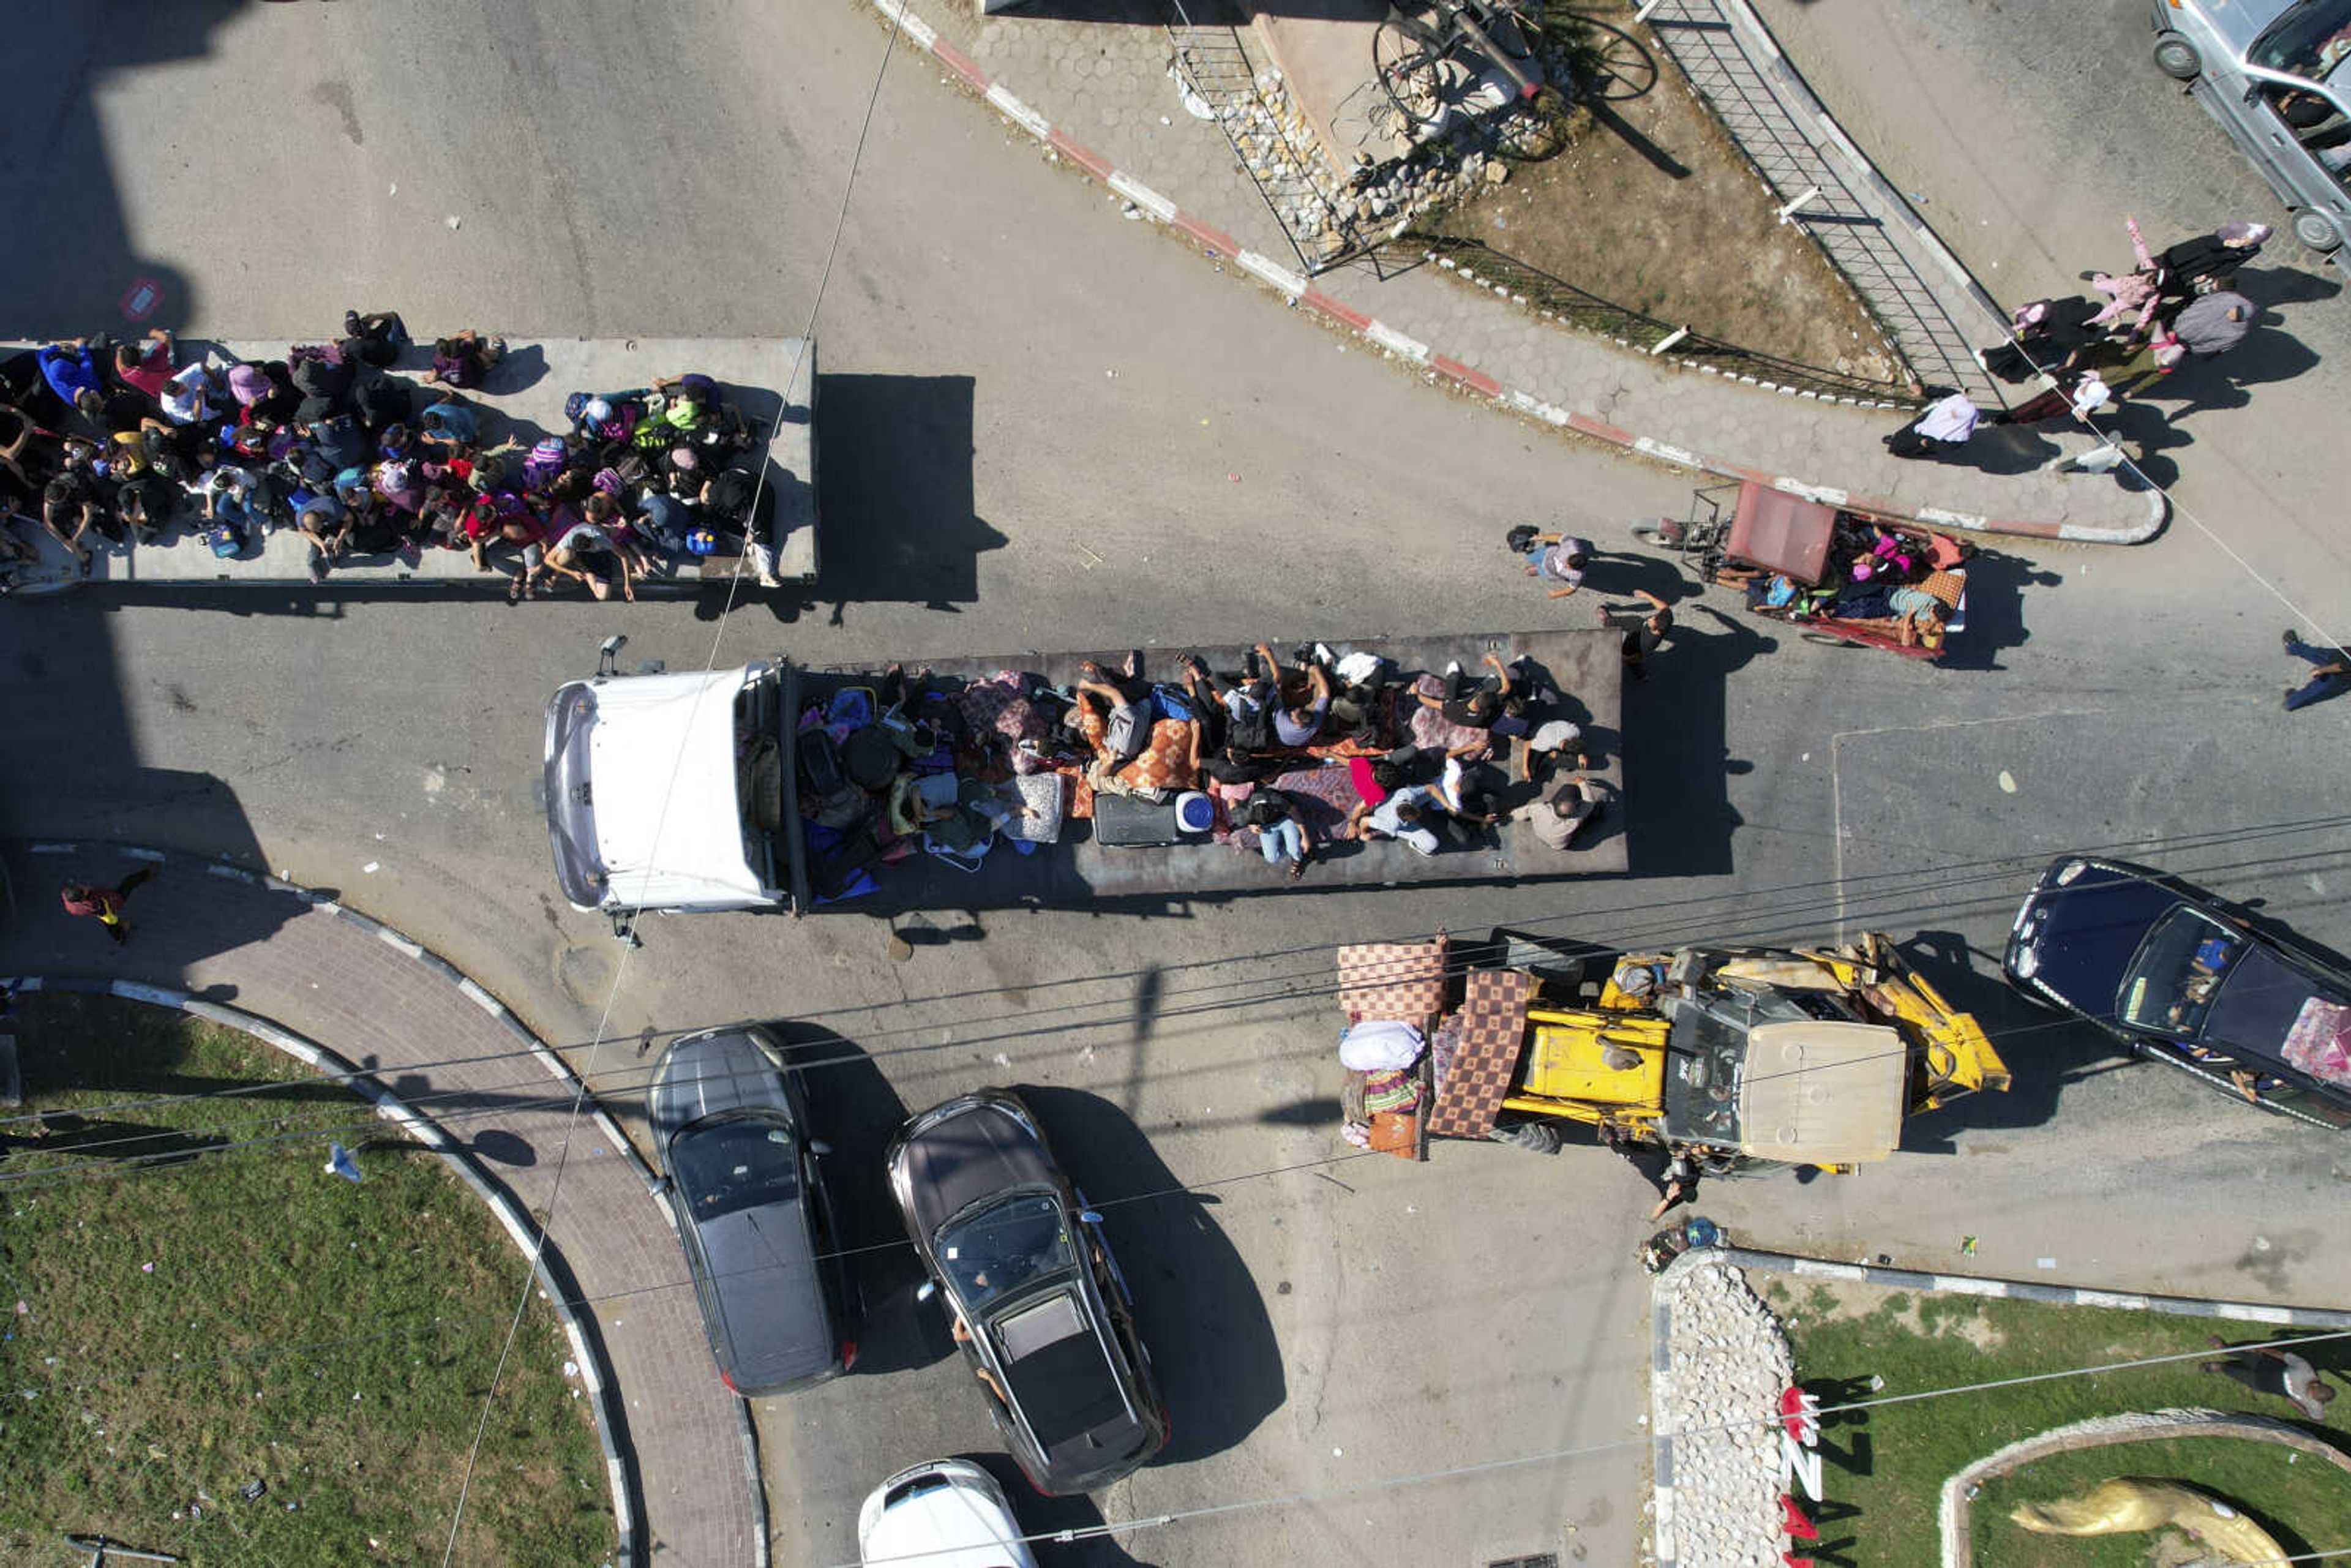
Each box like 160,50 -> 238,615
1783,1280 -> 2351,1567
1971,1438 -> 2351,1566
0,992 -> 612,1564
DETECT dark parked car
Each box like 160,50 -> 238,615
648,1024 -> 857,1395
2003,856 -> 2351,1128
887,1089 -> 1168,1495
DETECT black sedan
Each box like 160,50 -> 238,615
887,1089 -> 1167,1495
648,1024 -> 858,1395
2003,856 -> 2351,1128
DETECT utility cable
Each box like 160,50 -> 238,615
9,825 -> 2351,1184
10,806 -> 2350,1143
822,1323 -> 2351,1567
1997,315 -> 2342,648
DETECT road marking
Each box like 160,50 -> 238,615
1828,710 -> 2113,943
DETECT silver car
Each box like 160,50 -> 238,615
2151,0 -> 2351,253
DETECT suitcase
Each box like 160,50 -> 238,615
1091,793 -> 1181,848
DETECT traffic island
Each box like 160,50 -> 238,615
1646,1244 -> 2351,1566
1763,1267 -> 2351,1567
1951,1412 -> 2351,1568
0,988 -> 616,1566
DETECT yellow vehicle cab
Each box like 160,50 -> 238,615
1336,931 -> 2008,1172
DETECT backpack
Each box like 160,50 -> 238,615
702,467 -> 757,525
523,437 -> 570,491
1228,698 -> 1272,752
340,334 -> 398,369
203,519 -> 243,558
352,376 -> 411,430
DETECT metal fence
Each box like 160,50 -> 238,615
1164,0 -> 1376,274
1394,233 -> 1922,407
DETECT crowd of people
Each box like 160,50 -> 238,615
793,642 -> 1615,899
0,316 -> 779,594
1883,217 -> 2273,462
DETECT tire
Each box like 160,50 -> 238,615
2292,208 -> 2344,253
2152,32 -> 2201,80
1490,1120 -> 1562,1155
1630,523 -> 1679,548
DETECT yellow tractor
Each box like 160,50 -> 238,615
1337,930 -> 2008,1171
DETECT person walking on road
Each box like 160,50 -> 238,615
1511,527 -> 1597,598
1883,388 -> 1979,460
2172,291 -> 2257,360
2282,629 -> 2350,711
2201,1336 -> 2336,1419
60,869 -> 156,945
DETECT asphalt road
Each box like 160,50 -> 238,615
4,3 -> 2350,1567
1750,0 -> 2351,634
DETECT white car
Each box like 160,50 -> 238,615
857,1459 -> 1038,1568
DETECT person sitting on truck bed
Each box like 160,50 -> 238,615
1258,643 -> 1333,748
1239,786 -> 1313,880
1076,655 -> 1153,769
1346,784 -> 1443,857
1527,771 -> 1607,852
532,500 -> 647,602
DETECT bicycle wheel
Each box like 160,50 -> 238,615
1546,12 -> 1657,101
1373,15 -> 1455,130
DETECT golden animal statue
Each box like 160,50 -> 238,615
2009,1477 -> 2285,1564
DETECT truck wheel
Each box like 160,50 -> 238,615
2292,209 -> 2344,253
1491,1120 -> 1562,1155
2152,33 -> 2201,80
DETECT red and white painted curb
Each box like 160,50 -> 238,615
869,0 -> 2165,546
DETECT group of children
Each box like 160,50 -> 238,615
0,316 -> 776,595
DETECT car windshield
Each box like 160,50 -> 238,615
936,1193 -> 1074,1313
2118,907 -> 2245,1035
672,1117 -> 797,1221
2253,0 -> 2351,81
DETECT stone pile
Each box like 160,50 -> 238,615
1203,64 -> 1521,261
1657,1258 -> 1796,1568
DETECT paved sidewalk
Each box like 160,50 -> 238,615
874,0 -> 2167,544
0,843 -> 763,1568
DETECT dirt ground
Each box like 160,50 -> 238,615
1429,4 -> 1903,384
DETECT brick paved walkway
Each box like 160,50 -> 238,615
0,844 -> 762,1568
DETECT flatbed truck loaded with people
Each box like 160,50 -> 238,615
1,329 -> 816,594
541,628 -> 1629,928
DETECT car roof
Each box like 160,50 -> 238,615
897,1096 -> 1059,1241
2208,942 -> 2349,1064
691,1187 -> 836,1392
650,1027 -> 794,1146
863,1468 -> 1034,1568
992,1289 -> 1134,1457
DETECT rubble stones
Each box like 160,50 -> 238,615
1657,1260 -> 1796,1568
1217,64 -> 1553,261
